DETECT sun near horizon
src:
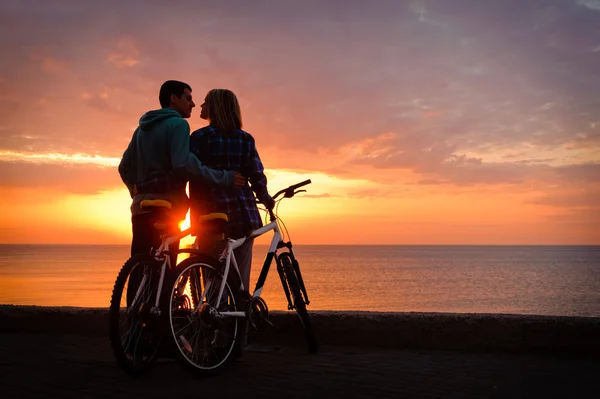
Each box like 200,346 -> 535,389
1,166 -> 598,245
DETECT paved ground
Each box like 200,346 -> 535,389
0,333 -> 597,399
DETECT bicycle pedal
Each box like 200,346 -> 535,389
247,297 -> 270,332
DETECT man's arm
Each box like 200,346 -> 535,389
169,119 -> 235,187
118,131 -> 137,198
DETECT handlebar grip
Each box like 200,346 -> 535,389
290,179 -> 312,190
272,179 -> 312,200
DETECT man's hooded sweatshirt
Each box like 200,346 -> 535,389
118,108 -> 233,221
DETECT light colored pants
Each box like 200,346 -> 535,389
234,239 -> 253,290
195,234 -> 253,349
233,239 -> 253,348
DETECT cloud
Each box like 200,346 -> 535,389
41,57 -> 69,73
577,0 -> 600,11
0,161 -> 122,194
81,93 -> 124,115
530,188 -> 600,208
27,48 -> 70,73
0,151 -> 119,167
0,0 -> 599,191
553,162 -> 600,183
302,193 -> 332,199
545,207 -> 600,224
106,37 -> 139,68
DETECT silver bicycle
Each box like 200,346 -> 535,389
166,179 -> 317,376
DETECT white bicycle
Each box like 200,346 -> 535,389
167,179 -> 317,376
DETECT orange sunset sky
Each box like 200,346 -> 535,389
0,0 -> 599,245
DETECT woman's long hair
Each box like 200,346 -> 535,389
205,89 -> 243,132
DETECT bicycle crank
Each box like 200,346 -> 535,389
247,297 -> 272,332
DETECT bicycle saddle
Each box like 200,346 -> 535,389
198,213 -> 228,222
140,200 -> 172,209
140,200 -> 175,231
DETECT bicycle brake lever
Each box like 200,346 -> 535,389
294,189 -> 307,195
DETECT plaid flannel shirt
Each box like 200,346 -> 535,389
189,125 -> 272,238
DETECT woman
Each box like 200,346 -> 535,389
189,88 -> 274,293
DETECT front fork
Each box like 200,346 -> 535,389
276,242 -> 311,310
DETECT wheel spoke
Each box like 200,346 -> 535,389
168,258 -> 238,373
109,254 -> 162,375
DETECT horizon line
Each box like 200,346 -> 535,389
1,243 -> 599,247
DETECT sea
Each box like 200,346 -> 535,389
0,244 -> 598,317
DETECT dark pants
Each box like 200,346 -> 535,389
128,212 -> 180,306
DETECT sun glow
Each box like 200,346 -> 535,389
2,162 -> 596,245
0,151 -> 120,167
179,212 -> 195,249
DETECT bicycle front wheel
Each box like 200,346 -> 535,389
166,255 -> 239,376
279,252 -> 318,353
109,254 -> 163,376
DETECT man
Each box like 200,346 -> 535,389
118,80 -> 245,259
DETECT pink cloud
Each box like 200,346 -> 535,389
28,48 -> 69,73
0,161 -> 122,194
41,57 -> 68,73
0,0 -> 598,204
106,38 -> 139,68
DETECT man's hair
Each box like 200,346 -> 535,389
159,80 -> 192,108
205,89 -> 242,131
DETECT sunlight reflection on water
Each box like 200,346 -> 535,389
1,244 -> 599,316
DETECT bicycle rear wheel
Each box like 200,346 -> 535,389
279,252 -> 318,353
166,255 -> 239,376
109,254 -> 163,376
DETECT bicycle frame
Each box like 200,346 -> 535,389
153,235 -> 179,309
149,179 -> 313,319
208,218 -> 284,317
132,217 -> 279,317
127,233 -> 178,315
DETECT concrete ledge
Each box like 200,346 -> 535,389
305,311 -> 600,356
1,305 -> 598,356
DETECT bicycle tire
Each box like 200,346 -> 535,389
165,254 -> 239,376
279,252 -> 318,353
109,254 -> 163,376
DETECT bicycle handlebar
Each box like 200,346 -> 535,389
176,180 -> 310,238
272,179 -> 312,200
